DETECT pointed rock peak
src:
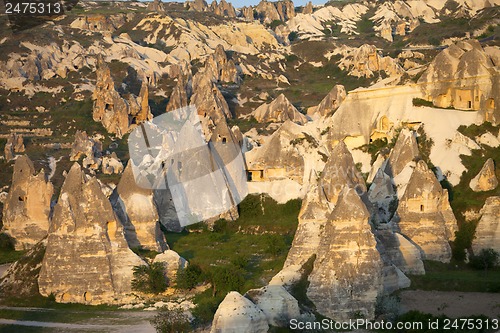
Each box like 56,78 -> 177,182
329,187 -> 370,222
210,118 -> 236,144
403,160 -> 441,198
470,158 -> 498,192
385,128 -> 419,177
61,163 -> 85,193
13,155 -> 35,179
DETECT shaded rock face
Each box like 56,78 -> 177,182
307,84 -> 346,117
241,6 -> 254,20
154,187 -> 182,233
111,161 -> 167,253
2,156 -> 53,250
188,0 -> 209,12
4,133 -> 25,161
206,45 -> 239,83
472,196 -> 500,254
38,163 -> 144,305
284,141 -> 366,269
470,158 -> 498,192
253,94 -> 307,124
92,57 -> 152,138
368,168 -> 395,224
418,40 -> 499,122
0,239 -> 46,297
70,14 -> 129,32
307,188 -> 383,321
393,160 -> 457,262
70,130 -> 102,170
210,291 -> 269,333
384,128 -> 419,178
375,230 -> 425,276
245,285 -> 301,327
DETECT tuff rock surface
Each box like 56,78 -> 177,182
1,155 -> 53,250
210,291 -> 269,333
393,160 -> 457,262
307,84 -> 346,117
4,133 -> 25,161
111,161 -> 167,253
252,94 -> 307,124
307,188 -> 383,321
471,196 -> 500,254
38,163 -> 145,304
469,158 -> 498,192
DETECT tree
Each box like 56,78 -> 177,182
131,262 -> 168,294
151,307 -> 191,333
470,248 -> 499,272
176,264 -> 203,290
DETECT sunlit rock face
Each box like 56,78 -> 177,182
472,196 -> 500,254
1,155 -> 53,250
111,161 -> 168,253
469,158 -> 498,192
210,291 -> 269,333
392,160 -> 457,263
307,84 -> 346,117
38,163 -> 144,305
418,40 -> 499,123
252,94 -> 307,125
307,188 -> 383,321
92,56 -> 152,138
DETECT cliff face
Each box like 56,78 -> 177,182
307,188 -> 383,321
38,163 -> 144,305
1,156 -> 53,250
472,196 -> 500,254
393,160 -> 457,262
111,161 -> 168,253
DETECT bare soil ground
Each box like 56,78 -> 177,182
400,290 -> 500,318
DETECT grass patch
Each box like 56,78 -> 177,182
408,260 -> 500,293
0,249 -> 25,265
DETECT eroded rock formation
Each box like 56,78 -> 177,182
4,133 -> 25,161
206,44 -> 239,83
70,130 -> 102,170
210,291 -> 269,333
307,84 -> 346,117
252,94 -> 307,124
38,163 -> 144,304
471,196 -> 500,254
1,156 -> 53,250
469,158 -> 498,192
307,188 -> 383,321
111,161 -> 167,253
393,160 -> 457,262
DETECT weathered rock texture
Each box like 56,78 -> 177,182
393,160 -> 457,262
284,141 -> 366,269
206,44 -> 239,83
166,75 -> 190,113
471,196 -> 500,254
303,1 -> 313,14
102,152 -> 124,175
111,161 -> 167,253
384,128 -> 419,178
210,291 -> 269,333
245,285 -> 301,327
1,156 -> 53,250
307,84 -> 346,117
337,44 -> 403,78
147,0 -> 165,12
4,133 -> 25,161
255,0 -> 295,24
252,94 -> 307,124
153,250 -> 187,282
38,163 -> 144,304
418,40 -> 499,123
92,57 -> 152,138
469,158 -> 498,192
210,0 -> 237,18
307,188 -> 383,321
70,130 -> 102,170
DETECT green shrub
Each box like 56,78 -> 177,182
131,262 -> 168,294
470,248 -> 499,271
288,31 -> 299,42
176,264 -> 203,290
0,233 -> 14,251
208,265 -> 245,297
269,19 -> 284,30
150,307 -> 191,333
412,98 -> 434,107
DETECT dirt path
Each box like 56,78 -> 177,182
0,306 -> 156,333
400,290 -> 500,318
